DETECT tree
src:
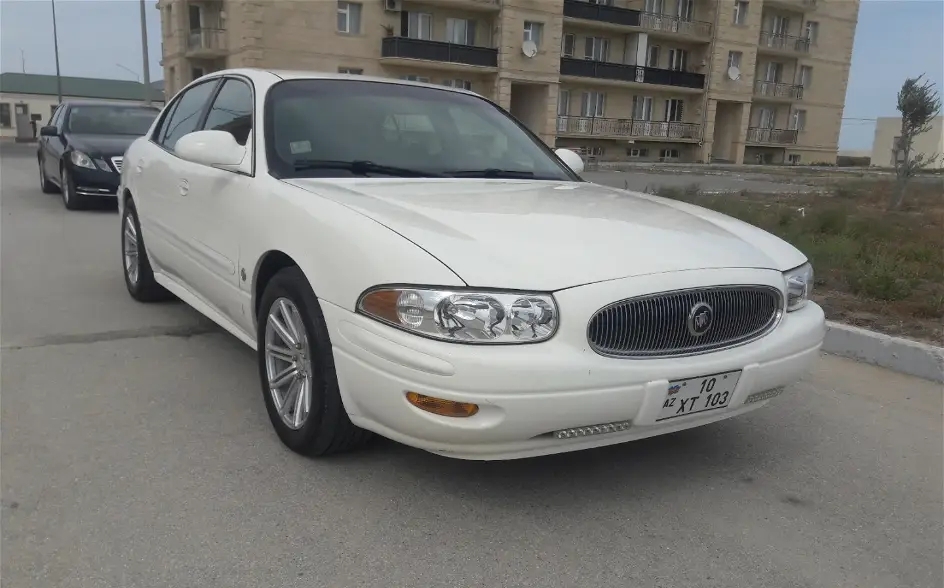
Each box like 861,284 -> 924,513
889,74 -> 942,210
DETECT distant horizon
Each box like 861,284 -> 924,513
1,0 -> 941,150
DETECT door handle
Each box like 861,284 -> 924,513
179,179 -> 190,196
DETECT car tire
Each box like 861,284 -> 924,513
60,165 -> 86,210
38,156 -> 58,194
121,199 -> 172,303
256,266 -> 372,457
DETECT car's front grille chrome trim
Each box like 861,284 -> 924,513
111,156 -> 124,173
587,285 -> 784,359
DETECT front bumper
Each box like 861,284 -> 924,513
323,268 -> 827,460
70,164 -> 121,197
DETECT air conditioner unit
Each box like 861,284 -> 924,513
384,0 -> 401,12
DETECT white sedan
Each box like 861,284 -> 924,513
117,68 -> 825,460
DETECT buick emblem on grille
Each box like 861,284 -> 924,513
687,302 -> 713,337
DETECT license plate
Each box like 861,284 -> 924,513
657,370 -> 742,422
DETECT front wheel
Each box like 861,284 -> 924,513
121,200 -> 172,302
257,266 -> 372,457
38,156 -> 58,194
60,166 -> 86,210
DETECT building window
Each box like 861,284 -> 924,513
589,0 -> 614,5
797,65 -> 813,88
580,91 -> 606,117
0,103 -> 10,128
628,147 -> 650,158
584,37 -> 610,62
558,90 -> 570,117
442,79 -> 472,90
446,18 -> 476,45
192,67 -> 205,81
733,1 -> 748,25
401,75 -> 431,83
407,12 -> 433,40
677,0 -> 694,21
668,48 -> 688,71
790,109 -> 807,131
665,99 -> 684,122
337,1 -> 362,34
580,146 -> 605,156
765,61 -> 783,83
632,95 -> 653,120
644,0 -> 663,13
523,21 -> 543,46
339,67 -> 363,75
562,33 -> 575,57
727,51 -> 742,70
660,148 -> 681,160
804,21 -> 819,44
646,45 -> 660,68
788,154 -> 801,165
758,107 -> 776,128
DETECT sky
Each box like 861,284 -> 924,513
0,0 -> 942,149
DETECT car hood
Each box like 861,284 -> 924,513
284,178 -> 807,291
68,134 -> 137,157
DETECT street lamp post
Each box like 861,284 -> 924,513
139,0 -> 152,106
51,0 -> 62,103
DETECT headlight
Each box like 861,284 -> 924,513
784,262 -> 813,311
70,150 -> 95,169
357,286 -> 559,344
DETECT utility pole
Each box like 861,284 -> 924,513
140,0 -> 152,106
51,0 -> 62,103
21,50 -> 26,73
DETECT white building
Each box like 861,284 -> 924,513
871,115 -> 944,170
0,73 -> 165,141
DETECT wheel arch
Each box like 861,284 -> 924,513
252,250 -> 304,328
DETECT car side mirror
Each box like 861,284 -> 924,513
175,130 -> 246,169
40,125 -> 59,137
554,148 -> 585,175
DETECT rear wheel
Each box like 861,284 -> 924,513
257,266 -> 372,456
122,200 -> 172,302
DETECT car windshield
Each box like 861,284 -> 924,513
67,105 -> 159,135
264,79 -> 579,181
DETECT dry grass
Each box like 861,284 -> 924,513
648,178 -> 944,344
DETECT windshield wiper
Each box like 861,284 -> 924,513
293,159 -> 444,178
444,169 -> 535,179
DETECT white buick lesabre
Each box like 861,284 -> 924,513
117,68 -> 825,460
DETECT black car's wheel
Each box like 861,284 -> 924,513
60,165 -> 86,210
38,156 -> 58,194
121,199 -> 172,302
256,266 -> 372,457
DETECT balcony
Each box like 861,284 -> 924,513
562,0 -> 712,38
758,31 -> 811,54
557,116 -> 703,141
764,0 -> 817,11
753,80 -> 804,100
418,0 -> 500,11
185,28 -> 226,58
380,37 -> 497,69
560,57 -> 706,90
746,127 -> 798,144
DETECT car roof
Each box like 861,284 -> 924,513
196,67 -> 480,98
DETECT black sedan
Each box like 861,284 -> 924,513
37,101 -> 160,210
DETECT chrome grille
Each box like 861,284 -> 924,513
587,285 -> 783,359
111,156 -> 123,173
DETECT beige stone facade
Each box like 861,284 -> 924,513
158,0 -> 859,164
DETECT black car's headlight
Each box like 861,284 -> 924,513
784,262 -> 814,311
70,150 -> 96,170
357,286 -> 559,344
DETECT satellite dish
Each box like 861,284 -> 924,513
521,40 -> 538,58
727,66 -> 741,81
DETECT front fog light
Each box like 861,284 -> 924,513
358,286 -> 559,344
784,262 -> 814,311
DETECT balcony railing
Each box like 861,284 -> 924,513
754,80 -> 804,100
758,31 -> 811,53
381,37 -> 498,68
560,57 -> 705,89
186,28 -> 226,53
746,127 -> 798,144
557,116 -> 703,140
562,0 -> 712,37
639,12 -> 713,37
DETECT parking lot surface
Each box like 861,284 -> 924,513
2,142 -> 941,588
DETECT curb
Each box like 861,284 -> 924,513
823,321 -> 944,383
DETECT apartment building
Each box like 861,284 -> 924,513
158,0 -> 859,164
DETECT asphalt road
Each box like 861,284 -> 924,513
2,142 -> 941,588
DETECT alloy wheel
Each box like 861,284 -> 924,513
122,213 -> 140,286
264,297 -> 313,430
